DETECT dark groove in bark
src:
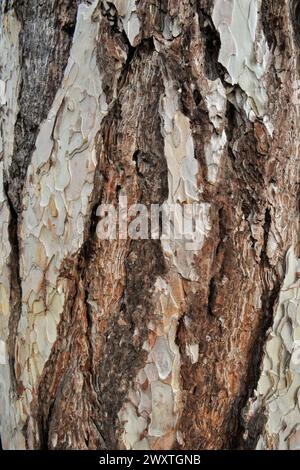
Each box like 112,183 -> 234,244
232,275 -> 282,450
3,0 -> 78,396
96,239 -> 167,448
2,0 -> 298,451
8,0 -> 79,213
207,277 -> 217,318
3,180 -> 22,397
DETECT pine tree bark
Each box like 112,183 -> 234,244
0,0 -> 300,450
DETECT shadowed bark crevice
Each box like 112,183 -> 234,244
1,4 -> 79,447
8,0 -> 80,212
32,34 -> 168,449
3,180 -> 22,397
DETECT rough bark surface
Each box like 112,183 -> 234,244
0,0 -> 300,450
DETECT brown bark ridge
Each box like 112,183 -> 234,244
0,0 -> 300,450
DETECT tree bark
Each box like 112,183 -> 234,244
0,0 -> 300,450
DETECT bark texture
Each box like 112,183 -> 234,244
0,0 -> 300,450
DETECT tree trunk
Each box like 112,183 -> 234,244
0,0 -> 300,450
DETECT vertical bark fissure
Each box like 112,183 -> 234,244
174,1 -> 296,448
8,0 -> 80,211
